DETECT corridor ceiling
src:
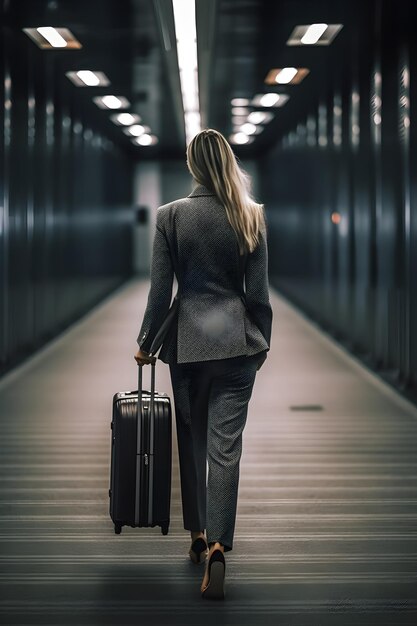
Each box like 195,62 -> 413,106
2,0 -> 353,159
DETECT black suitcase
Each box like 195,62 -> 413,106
109,362 -> 172,535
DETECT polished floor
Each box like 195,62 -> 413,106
1,278 -> 417,625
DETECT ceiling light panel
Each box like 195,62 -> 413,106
264,68 -> 310,85
123,124 -> 151,137
23,27 -> 82,49
231,98 -> 251,106
229,132 -> 254,145
93,96 -> 130,109
172,0 -> 201,145
287,24 -> 343,46
252,93 -> 290,107
132,134 -> 159,146
232,116 -> 248,125
110,113 -> 141,126
247,111 -> 274,124
231,107 -> 250,116
66,71 -> 110,87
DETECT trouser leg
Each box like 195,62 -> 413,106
169,362 -> 210,532
205,358 -> 258,552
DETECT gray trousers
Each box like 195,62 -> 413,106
168,352 -> 261,552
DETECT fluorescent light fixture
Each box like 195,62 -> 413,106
256,93 -> 279,107
76,70 -> 99,85
240,122 -> 257,135
231,107 -> 250,116
247,111 -> 273,124
123,124 -> 151,137
231,98 -> 250,106
132,134 -> 159,146
66,70 -> 110,87
182,86 -> 199,112
264,68 -> 309,85
184,111 -> 201,138
176,39 -> 197,72
287,23 -> 343,46
110,113 -> 141,126
172,0 -> 201,144
232,116 -> 248,125
93,95 -> 130,109
252,93 -> 290,107
37,26 -> 67,47
301,23 -> 328,44
23,27 -> 82,49
229,132 -> 254,145
234,124 -> 263,135
275,67 -> 297,84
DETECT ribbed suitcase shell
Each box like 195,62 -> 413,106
109,363 -> 172,535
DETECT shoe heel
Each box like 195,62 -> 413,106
201,550 -> 226,600
189,537 -> 208,564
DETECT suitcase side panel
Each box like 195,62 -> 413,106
110,395 -> 137,525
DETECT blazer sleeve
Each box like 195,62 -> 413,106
244,221 -> 273,349
136,207 -> 174,352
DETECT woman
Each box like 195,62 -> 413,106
134,128 -> 273,599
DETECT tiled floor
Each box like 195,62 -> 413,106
1,278 -> 417,625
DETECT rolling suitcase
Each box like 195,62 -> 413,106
109,362 -> 172,535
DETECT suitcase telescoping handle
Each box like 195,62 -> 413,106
137,362 -> 156,456
135,362 -> 156,527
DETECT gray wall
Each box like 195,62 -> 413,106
260,0 -> 417,402
0,24 -> 134,376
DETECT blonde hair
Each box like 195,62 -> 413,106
186,128 -> 266,255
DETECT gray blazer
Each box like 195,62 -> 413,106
137,183 -> 273,364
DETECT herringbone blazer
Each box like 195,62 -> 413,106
136,183 -> 273,364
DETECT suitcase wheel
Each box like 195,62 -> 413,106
161,523 -> 169,535
114,523 -> 122,534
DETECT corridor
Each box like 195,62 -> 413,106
1,278 -> 416,625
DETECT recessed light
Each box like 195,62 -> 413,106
229,132 -> 254,145
66,71 -> 110,87
235,124 -> 263,135
231,98 -> 250,106
23,27 -> 82,49
287,23 -> 343,46
247,111 -> 273,124
93,96 -> 130,110
252,93 -> 290,107
123,124 -> 151,137
264,68 -> 309,85
132,134 -> 158,146
231,107 -> 250,116
232,116 -> 248,125
240,122 -> 257,135
110,113 -> 141,126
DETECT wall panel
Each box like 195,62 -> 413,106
261,0 -> 417,403
0,27 -> 134,376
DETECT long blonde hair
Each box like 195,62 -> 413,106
186,128 -> 266,255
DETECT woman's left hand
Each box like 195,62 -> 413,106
134,348 -> 156,366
